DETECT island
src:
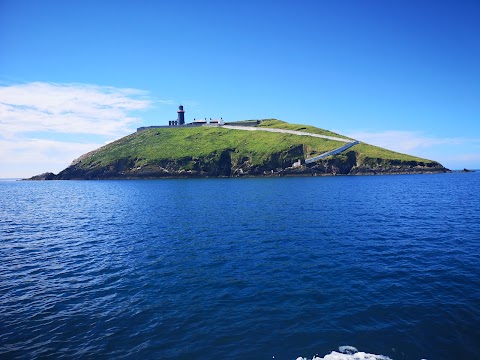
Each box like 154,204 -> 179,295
29,117 -> 449,180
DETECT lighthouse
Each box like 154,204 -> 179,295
177,105 -> 185,125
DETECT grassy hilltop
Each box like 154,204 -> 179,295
35,119 -> 448,179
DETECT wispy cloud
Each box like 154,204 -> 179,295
443,153 -> 480,163
0,82 -> 152,137
0,138 -> 102,165
0,82 -> 154,177
0,138 -> 103,178
344,129 -> 480,169
345,130 -> 479,154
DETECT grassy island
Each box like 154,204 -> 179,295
30,119 -> 448,179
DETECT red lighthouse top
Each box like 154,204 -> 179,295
177,105 -> 185,113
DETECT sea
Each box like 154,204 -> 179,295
1,173 -> 479,360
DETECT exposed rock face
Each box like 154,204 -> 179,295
308,151 -> 448,175
35,149 -> 448,180
26,119 -> 453,180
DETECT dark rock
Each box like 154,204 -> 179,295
35,148 -> 450,179
27,172 -> 57,180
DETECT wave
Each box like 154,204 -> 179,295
296,346 -> 394,360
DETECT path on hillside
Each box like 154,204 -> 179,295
304,140 -> 360,164
222,125 -> 351,142
222,125 -> 359,163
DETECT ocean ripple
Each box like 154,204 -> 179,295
1,174 -> 479,359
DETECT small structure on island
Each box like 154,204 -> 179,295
292,159 -> 302,168
136,105 -> 225,131
177,105 -> 185,125
209,117 -> 224,125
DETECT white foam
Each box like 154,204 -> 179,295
338,346 -> 359,355
296,346 -> 393,360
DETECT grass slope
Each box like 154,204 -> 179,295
258,119 -> 353,140
258,120 -> 438,163
351,142 -> 431,163
78,125 -> 345,170
74,119 -> 439,173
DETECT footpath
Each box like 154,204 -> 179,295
222,125 -> 351,143
221,125 -> 359,164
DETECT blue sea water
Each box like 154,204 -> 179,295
1,173 -> 479,359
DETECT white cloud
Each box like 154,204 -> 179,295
0,82 -> 152,137
443,153 -> 480,163
0,138 -> 103,178
343,129 -> 480,169
0,82 -> 154,178
345,130 -> 478,154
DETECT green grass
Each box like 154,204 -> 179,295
351,142 -> 436,163
77,120 -> 438,170
78,126 -> 346,170
258,119 -> 353,140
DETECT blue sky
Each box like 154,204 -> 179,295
1,0 -> 479,177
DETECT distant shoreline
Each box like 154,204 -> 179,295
6,170 -> 480,182
24,170 -> 459,181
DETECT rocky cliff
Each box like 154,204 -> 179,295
29,120 -> 449,179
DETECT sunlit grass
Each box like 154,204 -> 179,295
78,119 -> 439,171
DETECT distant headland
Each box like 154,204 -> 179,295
28,105 -> 450,180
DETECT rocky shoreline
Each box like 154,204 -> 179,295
28,151 -> 450,180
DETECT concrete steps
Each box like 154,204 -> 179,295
305,141 -> 360,164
